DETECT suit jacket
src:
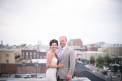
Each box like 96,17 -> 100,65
57,46 -> 76,79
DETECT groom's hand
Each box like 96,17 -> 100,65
66,74 -> 72,80
58,64 -> 64,68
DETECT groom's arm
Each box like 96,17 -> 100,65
68,48 -> 76,76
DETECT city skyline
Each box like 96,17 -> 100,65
0,0 -> 122,45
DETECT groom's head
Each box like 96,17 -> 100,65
59,36 -> 67,48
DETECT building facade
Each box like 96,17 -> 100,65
21,49 -> 46,63
0,50 -> 16,64
68,39 -> 83,47
100,44 -> 122,57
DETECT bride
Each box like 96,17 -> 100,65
46,39 -> 63,81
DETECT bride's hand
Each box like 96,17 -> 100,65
58,64 -> 64,68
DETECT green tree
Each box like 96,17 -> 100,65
104,54 -> 112,67
96,55 -> 104,68
90,56 -> 95,65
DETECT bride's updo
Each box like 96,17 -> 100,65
49,39 -> 58,46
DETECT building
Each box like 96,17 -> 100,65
0,49 -> 16,64
16,63 -> 46,74
68,39 -> 83,47
76,51 -> 104,60
99,44 -> 122,57
0,41 -> 4,48
21,49 -> 46,63
85,42 -> 106,51
86,44 -> 98,51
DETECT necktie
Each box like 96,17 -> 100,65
58,48 -> 63,62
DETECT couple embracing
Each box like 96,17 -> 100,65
46,36 -> 76,81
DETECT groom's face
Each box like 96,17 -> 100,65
59,36 -> 67,48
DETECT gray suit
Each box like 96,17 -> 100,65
57,46 -> 76,79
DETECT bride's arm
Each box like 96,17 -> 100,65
47,52 -> 63,68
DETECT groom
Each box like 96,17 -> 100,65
57,36 -> 76,81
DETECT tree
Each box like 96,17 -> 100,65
90,56 -> 95,65
104,54 -> 112,67
96,55 -> 104,68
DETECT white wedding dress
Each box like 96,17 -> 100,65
46,56 -> 58,81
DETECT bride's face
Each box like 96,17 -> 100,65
50,43 -> 58,51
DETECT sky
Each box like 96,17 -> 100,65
0,0 -> 122,45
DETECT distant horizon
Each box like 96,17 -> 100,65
0,39 -> 122,46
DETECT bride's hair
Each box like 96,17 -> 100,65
49,39 -> 58,46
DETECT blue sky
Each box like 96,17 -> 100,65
0,0 -> 122,45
